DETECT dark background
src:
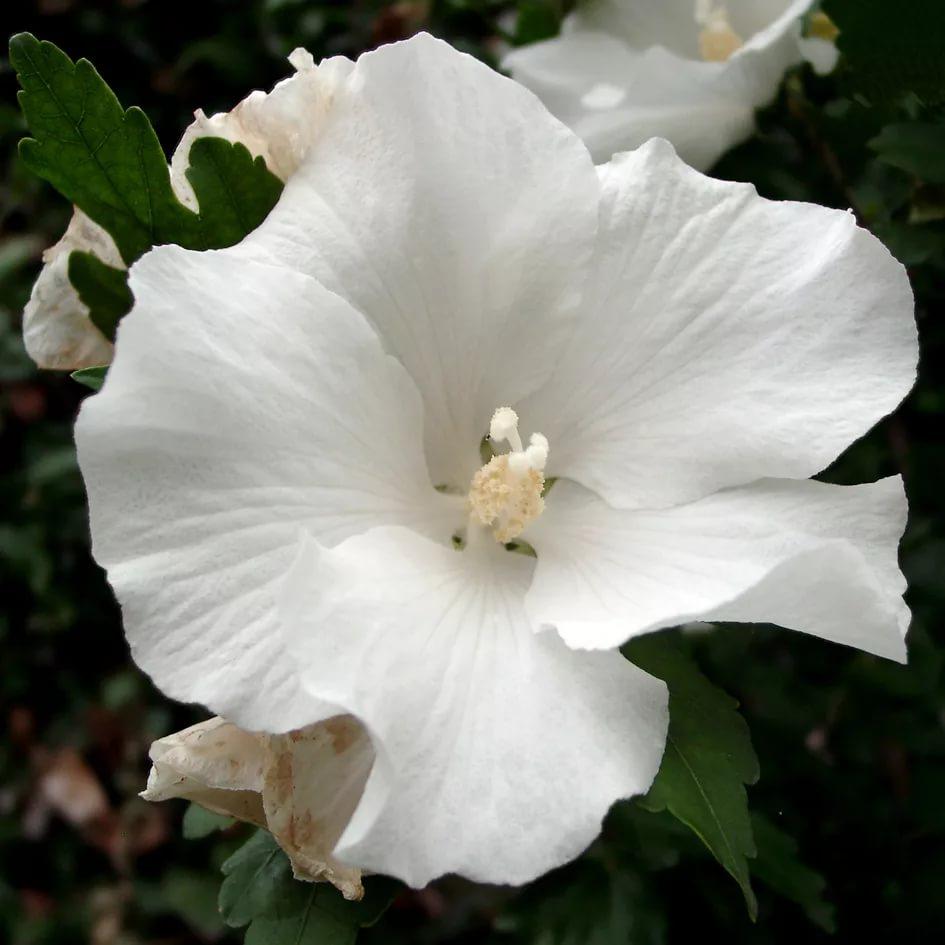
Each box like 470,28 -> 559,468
1,1 -> 943,943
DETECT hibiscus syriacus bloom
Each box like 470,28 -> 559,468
504,0 -> 832,169
75,34 -> 916,889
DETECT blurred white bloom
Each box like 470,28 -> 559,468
22,49 -> 349,371
142,716 -> 370,899
504,0 -> 823,169
77,35 -> 915,888
799,10 -> 841,75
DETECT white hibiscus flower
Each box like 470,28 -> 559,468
22,48 -> 350,371
76,34 -> 916,888
503,0 -> 832,169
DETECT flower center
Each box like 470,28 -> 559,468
807,10 -> 839,42
695,1 -> 744,62
467,407 -> 548,544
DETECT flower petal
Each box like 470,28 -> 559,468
570,0 -> 807,57
169,49 -> 354,204
240,33 -> 600,488
75,245 -> 459,732
523,140 -> 916,509
799,36 -> 839,75
526,476 -> 909,660
22,208 -> 119,370
504,35 -> 755,168
279,527 -> 668,888
569,0 -> 706,57
142,716 -> 371,900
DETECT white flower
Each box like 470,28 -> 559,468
22,49 -> 349,371
76,34 -> 916,888
142,716 -> 371,899
503,0 -> 821,169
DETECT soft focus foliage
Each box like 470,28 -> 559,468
1,2 -> 943,944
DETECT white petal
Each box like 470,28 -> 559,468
169,51 -> 354,205
571,0 -> 807,57
523,140 -> 916,509
22,209 -> 120,370
736,1 -> 813,54
527,476 -> 909,661
505,35 -> 755,169
569,0 -> 706,57
75,245 -> 459,732
240,33 -> 600,489
279,527 -> 668,888
142,716 -> 372,900
799,36 -> 839,75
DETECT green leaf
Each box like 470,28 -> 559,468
11,32 -> 192,264
185,137 -> 284,248
220,830 -> 291,928
161,868 -> 226,938
750,814 -> 836,932
870,123 -> 945,184
220,829 -> 400,944
11,32 -> 283,339
513,1 -> 562,45
70,365 -> 108,391
181,802 -> 236,839
626,635 -> 760,919
67,251 -> 133,341
823,0 -> 945,104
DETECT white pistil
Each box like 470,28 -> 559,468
490,406 -> 523,453
468,407 -> 548,544
694,1 -> 744,62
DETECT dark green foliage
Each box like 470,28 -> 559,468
628,636 -> 760,919
11,33 -> 283,266
11,32 -> 187,264
870,123 -> 945,184
10,31 -> 283,340
824,0 -> 945,104
182,802 -> 236,839
511,1 -> 564,45
751,814 -> 835,933
495,860 -> 666,945
219,830 -> 289,929
3,2 -> 945,944
67,251 -> 132,341
69,365 -> 108,391
184,137 -> 284,250
220,830 -> 400,945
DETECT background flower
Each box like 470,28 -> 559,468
504,0 -> 819,169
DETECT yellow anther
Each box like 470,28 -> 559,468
807,11 -> 839,42
696,3 -> 744,62
468,455 -> 545,544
